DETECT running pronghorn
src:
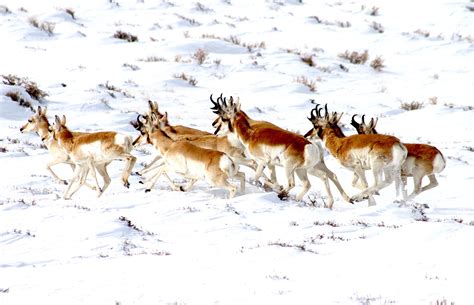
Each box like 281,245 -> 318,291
350,114 -> 446,200
210,95 -> 352,208
19,106 -> 107,189
52,115 -> 136,199
156,108 -> 258,172
130,113 -> 245,198
134,100 -> 212,176
305,104 -> 408,206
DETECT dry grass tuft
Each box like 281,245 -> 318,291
339,50 -> 369,64
29,17 -> 55,35
64,8 -> 76,20
295,75 -> 317,92
113,30 -> 138,42
370,21 -> 384,33
2,74 -> 48,100
300,54 -> 315,67
370,56 -> 385,71
0,5 -> 11,14
400,101 -> 424,111
173,73 -> 198,86
193,48 -> 208,65
5,91 -> 33,110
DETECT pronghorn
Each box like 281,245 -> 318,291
52,115 -> 136,199
156,110 -> 258,172
134,100 -> 212,176
305,104 -> 408,206
130,113 -> 245,198
350,114 -> 446,200
210,95 -> 352,208
19,106 -> 107,188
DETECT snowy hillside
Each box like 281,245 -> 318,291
0,0 -> 473,304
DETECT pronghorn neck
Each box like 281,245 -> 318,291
320,127 -> 347,155
36,117 -> 52,142
149,128 -> 174,155
232,112 -> 253,143
330,124 -> 346,138
57,128 -> 75,153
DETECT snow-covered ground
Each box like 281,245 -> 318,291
1,0 -> 473,304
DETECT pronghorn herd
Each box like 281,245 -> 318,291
19,95 -> 446,208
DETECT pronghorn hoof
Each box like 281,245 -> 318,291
124,182 -> 130,188
139,180 -> 144,184
277,190 -> 289,201
131,172 -> 140,176
179,186 -> 185,192
62,180 -> 68,185
145,189 -> 151,193
374,191 -> 380,195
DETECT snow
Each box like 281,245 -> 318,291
1,0 -> 473,304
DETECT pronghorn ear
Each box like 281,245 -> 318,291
42,107 -> 47,116
37,106 -> 42,115
148,100 -> 154,111
54,115 -> 61,127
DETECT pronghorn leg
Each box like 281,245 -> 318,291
85,158 -> 103,197
120,154 -> 137,188
294,168 -> 311,202
420,174 -> 438,193
46,155 -> 70,185
136,154 -> 162,176
211,175 -> 237,199
64,164 -> 87,199
144,166 -> 178,192
350,166 -> 377,205
234,171 -> 246,193
279,164 -> 297,198
312,162 -> 352,203
407,173 -> 431,200
94,163 -> 111,194
180,179 -> 197,192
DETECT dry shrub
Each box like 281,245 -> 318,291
173,73 -> 198,86
64,8 -> 76,20
29,17 -> 55,35
401,101 -> 424,111
300,54 -> 315,67
414,29 -> 430,38
370,56 -> 385,71
140,56 -> 167,62
5,91 -> 33,110
113,30 -> 138,42
295,75 -> 317,92
0,5 -> 11,14
338,50 -> 369,64
193,48 -> 208,65
2,74 -> 47,100
369,6 -> 380,16
370,21 -> 384,33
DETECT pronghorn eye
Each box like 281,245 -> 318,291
28,119 -> 33,123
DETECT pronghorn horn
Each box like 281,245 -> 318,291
362,114 -> 366,124
351,114 -> 360,127
324,104 -> 329,119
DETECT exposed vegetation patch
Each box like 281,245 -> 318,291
5,91 -> 33,110
193,48 -> 208,65
400,100 -> 424,111
370,56 -> 385,71
29,17 -> 55,35
295,75 -> 317,92
173,73 -> 198,86
338,50 -> 369,64
2,74 -> 47,100
113,30 -> 138,42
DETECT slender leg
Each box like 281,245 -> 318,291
294,169 -> 311,202
120,154 -> 137,188
136,154 -> 162,176
46,155 -> 70,185
312,162 -> 352,203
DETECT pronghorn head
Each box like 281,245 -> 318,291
51,114 -> 71,141
130,114 -> 153,146
210,93 -> 240,135
351,114 -> 378,135
20,106 -> 48,133
147,100 -> 164,120
304,103 -> 330,139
